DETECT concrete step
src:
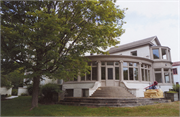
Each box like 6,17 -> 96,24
91,86 -> 135,97
58,97 -> 171,107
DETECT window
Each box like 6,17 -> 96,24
107,62 -> 114,65
155,73 -> 162,83
92,67 -> 97,80
142,69 -> 144,81
81,75 -> 85,81
129,68 -> 133,80
86,70 -> 91,80
141,64 -> 150,81
162,49 -> 167,59
123,68 -> 128,80
115,67 -> 119,80
101,67 -> 105,80
173,68 -> 178,75
134,68 -> 138,80
131,51 -> 137,56
164,73 -> 170,83
108,68 -> 113,80
153,49 -> 160,59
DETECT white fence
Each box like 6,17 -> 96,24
18,87 -> 28,96
0,87 -> 12,95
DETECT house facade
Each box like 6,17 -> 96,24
172,61 -> 180,84
62,36 -> 173,97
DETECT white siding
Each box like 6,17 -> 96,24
173,66 -> 180,84
110,45 -> 150,59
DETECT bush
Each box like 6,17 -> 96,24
40,83 -> 61,103
21,93 -> 28,96
27,84 -> 41,96
12,89 -> 18,96
172,84 -> 179,93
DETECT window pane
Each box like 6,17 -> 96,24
123,68 -> 128,80
131,51 -> 137,56
108,68 -> 113,80
173,68 -> 178,74
145,69 -> 147,81
155,73 -> 162,83
115,67 -> 119,80
134,63 -> 138,67
129,62 -> 133,66
81,75 -> 85,81
107,62 -> 114,65
148,70 -> 150,81
129,68 -> 133,80
164,68 -> 169,71
123,62 -> 128,66
164,73 -> 170,83
155,68 -> 161,71
74,77 -> 77,81
92,67 -> 97,80
115,62 -> 119,65
162,49 -> 167,59
101,62 -> 105,65
86,70 -> 91,80
101,67 -> 105,80
141,64 -> 144,67
134,68 -> 138,80
92,61 -> 97,66
153,49 -> 160,59
142,69 -> 144,81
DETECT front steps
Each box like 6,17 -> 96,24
58,97 -> 171,107
90,86 -> 135,98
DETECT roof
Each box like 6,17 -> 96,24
172,61 -> 180,66
108,36 -> 161,54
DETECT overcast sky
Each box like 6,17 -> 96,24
115,0 -> 179,62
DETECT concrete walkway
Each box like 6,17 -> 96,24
5,96 -> 18,99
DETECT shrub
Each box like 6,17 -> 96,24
21,93 -> 28,96
41,83 -> 61,102
12,89 -> 18,96
27,84 -> 41,96
172,84 -> 179,93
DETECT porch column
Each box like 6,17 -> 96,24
139,62 -> 142,82
98,61 -> 101,81
120,60 -> 123,81
161,68 -> 165,83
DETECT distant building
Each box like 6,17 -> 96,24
172,61 -> 180,84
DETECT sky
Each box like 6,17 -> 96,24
114,0 -> 179,62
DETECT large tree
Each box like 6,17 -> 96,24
1,0 -> 126,109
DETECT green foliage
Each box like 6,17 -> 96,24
172,84 -> 179,93
12,89 -> 18,96
21,93 -> 28,96
167,91 -> 178,93
41,83 -> 61,102
27,84 -> 41,96
1,73 -> 12,89
1,96 -> 180,116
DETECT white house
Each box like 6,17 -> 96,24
172,61 -> 180,84
62,36 -> 173,97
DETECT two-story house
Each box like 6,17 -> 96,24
62,36 -> 173,97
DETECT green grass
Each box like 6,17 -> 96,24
1,96 -> 180,116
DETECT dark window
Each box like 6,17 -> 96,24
86,70 -> 91,80
131,51 -> 137,56
115,62 -> 119,65
65,89 -> 73,97
145,69 -> 147,81
92,61 -> 97,66
81,75 -> 85,81
101,67 -> 105,80
155,68 -> 161,71
92,67 -> 97,80
155,73 -> 162,83
153,49 -> 160,59
82,89 -> 89,97
134,68 -> 138,80
142,69 -> 144,81
101,62 -> 105,65
129,62 -> 133,66
74,77 -> 77,81
129,68 -> 133,80
115,67 -> 119,80
123,68 -> 128,80
173,68 -> 178,75
107,62 -> 114,65
108,68 -> 113,80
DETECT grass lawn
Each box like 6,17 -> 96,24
1,96 -> 179,116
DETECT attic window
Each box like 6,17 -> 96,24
131,51 -> 137,56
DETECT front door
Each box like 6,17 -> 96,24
106,67 -> 114,86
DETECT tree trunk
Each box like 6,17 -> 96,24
31,77 -> 40,110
